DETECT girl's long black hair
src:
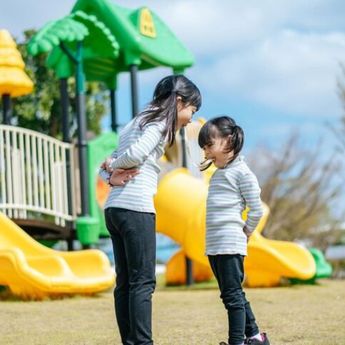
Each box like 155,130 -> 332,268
139,75 -> 202,146
198,116 -> 244,171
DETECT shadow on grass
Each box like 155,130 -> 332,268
155,274 -> 333,292
156,274 -> 219,291
0,285 -> 112,302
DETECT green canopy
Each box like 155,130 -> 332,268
71,0 -> 194,70
28,0 -> 194,87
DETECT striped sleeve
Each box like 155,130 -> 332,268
98,150 -> 118,182
239,172 -> 264,233
111,122 -> 164,169
110,150 -> 118,159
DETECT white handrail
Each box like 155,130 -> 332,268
0,125 -> 77,226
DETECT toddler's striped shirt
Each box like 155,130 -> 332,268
206,156 -> 263,256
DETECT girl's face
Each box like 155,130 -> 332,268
176,99 -> 197,129
202,136 -> 234,168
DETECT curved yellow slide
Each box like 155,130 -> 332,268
154,168 -> 316,287
0,212 -> 115,299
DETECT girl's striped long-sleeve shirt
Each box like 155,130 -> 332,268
100,116 -> 166,213
206,155 -> 264,256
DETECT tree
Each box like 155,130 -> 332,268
336,63 -> 345,154
3,29 -> 108,139
248,133 -> 344,248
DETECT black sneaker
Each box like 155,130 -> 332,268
245,332 -> 270,345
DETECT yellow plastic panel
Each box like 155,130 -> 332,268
0,212 -> 114,299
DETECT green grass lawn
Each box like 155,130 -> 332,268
0,279 -> 344,345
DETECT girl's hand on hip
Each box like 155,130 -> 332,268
100,157 -> 115,173
109,168 -> 140,186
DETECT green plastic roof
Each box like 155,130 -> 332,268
72,0 -> 194,70
27,0 -> 194,87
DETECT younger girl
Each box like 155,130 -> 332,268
100,75 -> 201,345
198,116 -> 269,345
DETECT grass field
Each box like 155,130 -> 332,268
1,279 -> 344,345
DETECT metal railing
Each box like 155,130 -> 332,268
0,125 -> 77,227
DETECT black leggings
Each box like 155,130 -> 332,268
209,254 -> 259,345
105,207 -> 156,345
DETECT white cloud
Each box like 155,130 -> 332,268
191,29 -> 345,117
126,0 -> 345,119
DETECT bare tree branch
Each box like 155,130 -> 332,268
249,132 -> 344,243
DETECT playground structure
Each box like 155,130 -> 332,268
0,0 -> 332,298
0,212 -> 114,299
0,29 -> 115,298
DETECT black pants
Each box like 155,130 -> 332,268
105,208 -> 156,345
209,254 -> 259,345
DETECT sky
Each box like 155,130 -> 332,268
2,0 -> 345,155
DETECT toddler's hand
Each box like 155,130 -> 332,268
243,225 -> 252,242
109,168 -> 140,186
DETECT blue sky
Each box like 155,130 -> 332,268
2,0 -> 345,155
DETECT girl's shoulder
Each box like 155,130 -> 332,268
119,118 -> 136,135
224,156 -> 254,179
120,116 -> 158,134
234,160 -> 260,187
136,113 -> 167,131
225,155 -> 247,172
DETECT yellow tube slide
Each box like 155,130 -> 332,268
0,212 -> 114,299
154,168 -> 316,287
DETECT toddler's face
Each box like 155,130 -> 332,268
202,137 -> 234,168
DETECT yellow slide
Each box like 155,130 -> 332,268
154,168 -> 316,287
243,206 -> 316,287
0,212 -> 115,299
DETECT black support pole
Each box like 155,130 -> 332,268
60,78 -> 70,142
130,64 -> 139,118
180,127 -> 188,168
75,42 -> 89,216
60,78 -> 74,250
2,94 -> 11,125
76,90 -> 89,216
180,127 -> 194,286
110,89 -> 118,132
